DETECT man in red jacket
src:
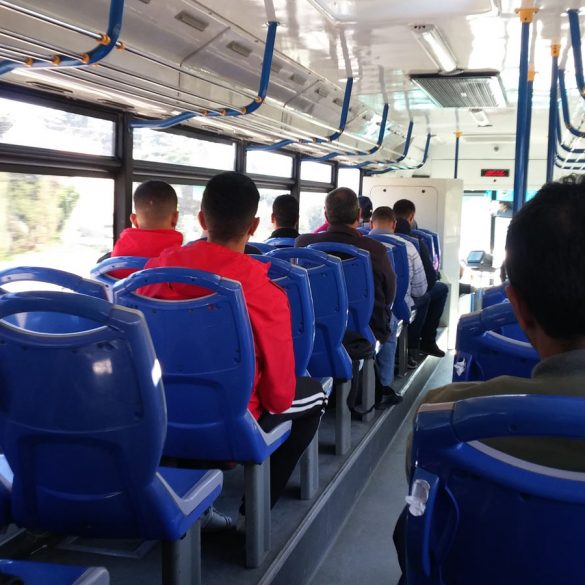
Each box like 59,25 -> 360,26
108,181 -> 183,277
143,172 -> 325,526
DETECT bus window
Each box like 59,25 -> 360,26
133,129 -> 235,171
337,168 -> 360,194
0,173 -> 114,275
301,161 -> 332,183
0,97 -> 114,157
246,151 -> 293,178
299,191 -> 328,234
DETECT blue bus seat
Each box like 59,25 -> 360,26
264,237 -> 296,248
267,247 -> 353,455
416,228 -> 441,269
356,226 -> 370,235
112,268 -> 291,567
250,255 -> 315,376
412,229 -> 437,271
0,560 -> 109,585
90,256 -> 149,299
306,243 -> 376,421
247,241 -> 274,253
368,234 -> 410,322
453,302 -> 538,382
398,233 -> 420,253
0,291 -> 223,585
407,395 -> 585,585
481,283 -> 507,308
0,266 -> 108,333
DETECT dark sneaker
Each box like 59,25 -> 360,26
376,387 -> 403,409
420,341 -> 446,358
407,356 -> 419,369
201,507 -> 233,533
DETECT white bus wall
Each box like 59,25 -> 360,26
362,177 -> 463,349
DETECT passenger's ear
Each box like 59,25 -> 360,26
171,210 -> 179,228
271,213 -> 276,225
249,217 -> 260,236
130,213 -> 139,228
506,285 -> 536,334
197,210 -> 207,231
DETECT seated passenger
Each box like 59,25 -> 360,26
295,187 -> 401,403
269,194 -> 300,239
394,198 -> 448,358
369,206 -> 428,369
394,176 -> 585,579
357,195 -> 373,229
105,181 -> 183,277
142,171 -> 326,526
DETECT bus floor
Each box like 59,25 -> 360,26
0,345 -> 452,585
308,351 -> 454,585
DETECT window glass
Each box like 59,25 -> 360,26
0,173 -> 114,275
300,161 -> 332,183
459,191 -> 491,261
299,191 -> 328,234
0,97 -> 114,156
254,188 -> 292,242
133,129 -> 235,170
246,151 -> 293,178
337,168 -> 360,193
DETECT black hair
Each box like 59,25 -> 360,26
133,181 -> 178,219
272,194 -> 299,228
201,172 -> 259,242
325,187 -> 359,225
371,206 -> 396,223
505,175 -> 585,339
358,196 -> 373,221
393,199 -> 416,218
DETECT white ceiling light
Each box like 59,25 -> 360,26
411,24 -> 458,73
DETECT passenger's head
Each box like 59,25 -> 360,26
505,175 -> 585,355
358,196 -> 373,223
199,172 -> 259,245
393,199 -> 416,224
325,187 -> 360,227
131,181 -> 178,230
371,206 -> 396,232
271,195 -> 299,229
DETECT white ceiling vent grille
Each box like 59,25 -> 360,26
410,71 -> 507,108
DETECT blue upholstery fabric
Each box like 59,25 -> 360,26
307,243 -> 375,344
0,560 -> 109,585
482,283 -> 508,308
369,234 -> 410,321
416,228 -> 441,268
113,268 -> 290,464
250,255 -> 315,376
0,266 -> 108,333
248,242 -> 274,253
356,226 -> 370,235
264,237 -> 296,248
407,395 -> 585,585
453,302 -> 538,382
267,248 -> 352,380
0,291 -> 222,541
412,230 -> 436,269
399,233 -> 420,252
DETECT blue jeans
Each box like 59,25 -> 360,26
376,313 -> 398,387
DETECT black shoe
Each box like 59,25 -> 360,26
407,356 -> 419,369
420,341 -> 446,358
376,387 -> 403,409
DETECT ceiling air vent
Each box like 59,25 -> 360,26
27,82 -> 72,94
409,70 -> 507,108
227,41 -> 252,58
175,11 -> 209,32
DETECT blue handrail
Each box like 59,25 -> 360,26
339,119 -> 415,169
247,76 -> 354,151
568,9 -> 585,98
454,131 -> 461,179
512,14 -> 533,215
558,68 -> 585,139
130,21 -> 278,129
556,109 -> 585,154
0,0 -> 124,76
363,132 -> 431,176
547,45 -> 560,181
522,74 -> 534,197
302,103 -> 390,162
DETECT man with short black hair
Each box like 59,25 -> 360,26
394,198 -> 448,358
269,194 -> 300,238
142,171 -> 326,528
358,195 -> 373,227
394,176 -> 585,581
296,187 -> 400,401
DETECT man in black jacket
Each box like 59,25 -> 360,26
296,188 -> 400,399
394,199 -> 448,358
269,194 -> 300,239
